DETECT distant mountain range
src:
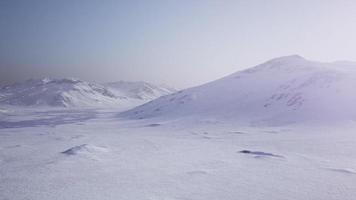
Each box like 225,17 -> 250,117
0,78 -> 175,108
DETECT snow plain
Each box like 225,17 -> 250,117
1,106 -> 356,200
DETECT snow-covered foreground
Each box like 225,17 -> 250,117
1,108 -> 356,200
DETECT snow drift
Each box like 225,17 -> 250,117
121,55 -> 356,124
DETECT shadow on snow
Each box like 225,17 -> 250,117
0,109 -> 97,129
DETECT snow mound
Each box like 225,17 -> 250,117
121,55 -> 356,124
61,144 -> 108,156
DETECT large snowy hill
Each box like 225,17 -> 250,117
122,55 -> 356,124
0,78 -> 174,108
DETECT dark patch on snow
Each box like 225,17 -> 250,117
134,110 -> 144,115
70,135 -> 85,140
264,103 -> 271,107
61,144 -> 108,156
5,144 -> 21,149
324,167 -> 356,174
61,144 -> 89,155
228,131 -> 247,135
145,123 -> 161,127
0,110 -> 97,129
263,130 -> 279,134
239,150 -> 284,158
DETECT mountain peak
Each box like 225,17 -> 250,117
238,55 -> 309,75
267,54 -> 306,63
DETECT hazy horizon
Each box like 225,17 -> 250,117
2,0 -> 356,88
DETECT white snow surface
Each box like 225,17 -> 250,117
122,55 -> 356,125
1,107 -> 356,200
0,78 -> 174,109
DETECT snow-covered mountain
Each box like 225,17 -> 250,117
0,78 -> 118,107
0,78 -> 174,108
105,81 -> 175,101
121,55 -> 356,124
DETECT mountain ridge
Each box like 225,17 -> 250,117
0,78 -> 175,108
121,55 -> 356,125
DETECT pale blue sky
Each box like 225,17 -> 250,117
1,0 -> 356,88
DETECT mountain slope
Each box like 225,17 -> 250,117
0,78 -> 174,108
121,55 -> 356,124
105,81 -> 175,101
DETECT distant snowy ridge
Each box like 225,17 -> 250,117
0,78 -> 175,108
105,81 -> 175,101
121,55 -> 356,124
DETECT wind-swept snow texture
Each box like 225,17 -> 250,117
1,108 -> 356,200
0,78 -> 174,108
122,55 -> 356,125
